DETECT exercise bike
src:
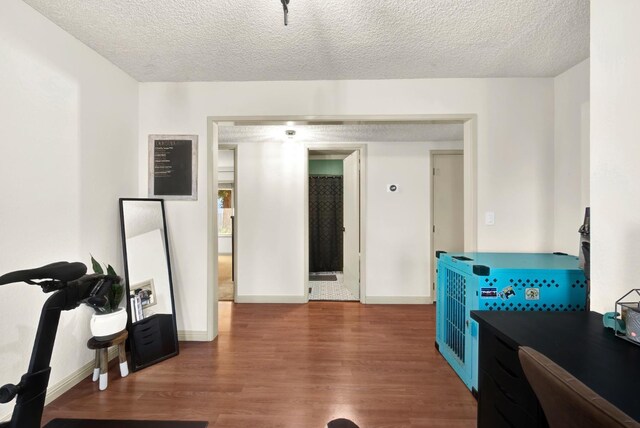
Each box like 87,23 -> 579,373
0,261 -> 118,428
0,262 -> 208,428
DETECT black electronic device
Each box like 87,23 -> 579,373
579,207 -> 590,280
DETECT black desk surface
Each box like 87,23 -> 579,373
470,310 -> 640,422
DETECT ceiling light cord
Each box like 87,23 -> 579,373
281,0 -> 290,26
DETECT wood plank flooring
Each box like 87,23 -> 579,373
42,303 -> 476,427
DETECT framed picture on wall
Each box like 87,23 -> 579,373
148,134 -> 198,200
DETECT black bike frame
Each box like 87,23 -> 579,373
1,276 -> 110,428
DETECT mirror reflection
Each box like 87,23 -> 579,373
122,201 -> 172,319
120,198 -> 178,371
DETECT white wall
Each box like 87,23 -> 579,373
218,172 -> 234,183
218,237 -> 233,254
139,78 -> 555,333
0,0 -> 138,420
591,1 -> 640,314
224,140 -> 463,301
235,142 -> 306,297
127,229 -> 173,316
366,141 -> 463,299
553,59 -> 590,254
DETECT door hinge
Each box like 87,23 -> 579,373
433,168 -> 436,176
433,225 -> 436,233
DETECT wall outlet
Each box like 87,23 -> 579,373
485,211 -> 495,226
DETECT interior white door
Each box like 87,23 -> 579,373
343,151 -> 360,300
432,153 -> 464,294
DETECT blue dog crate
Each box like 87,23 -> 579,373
435,252 -> 588,394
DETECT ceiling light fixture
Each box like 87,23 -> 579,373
281,0 -> 290,26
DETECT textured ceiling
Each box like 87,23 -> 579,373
218,123 -> 463,144
23,0 -> 589,82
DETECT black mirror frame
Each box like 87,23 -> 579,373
119,197 -> 179,372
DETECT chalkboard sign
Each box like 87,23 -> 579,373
148,135 -> 198,200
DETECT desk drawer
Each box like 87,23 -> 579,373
480,330 -> 522,377
133,315 -> 161,339
479,372 -> 538,428
130,314 -> 176,367
479,327 -> 541,417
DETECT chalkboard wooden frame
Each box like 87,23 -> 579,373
148,135 -> 198,200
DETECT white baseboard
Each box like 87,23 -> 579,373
365,296 -> 434,304
46,347 -> 118,405
231,295 -> 432,304
178,330 -> 210,341
235,295 -> 307,304
0,348 -> 118,423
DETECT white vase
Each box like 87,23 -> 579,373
90,307 -> 128,339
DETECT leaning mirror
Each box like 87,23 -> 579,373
119,198 -> 179,371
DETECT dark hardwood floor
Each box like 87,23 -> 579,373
42,303 -> 476,427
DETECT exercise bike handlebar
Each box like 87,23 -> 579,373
0,261 -> 120,307
0,261 -> 87,288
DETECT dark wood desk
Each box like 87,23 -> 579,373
471,311 -> 640,427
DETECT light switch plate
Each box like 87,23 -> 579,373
485,211 -> 495,226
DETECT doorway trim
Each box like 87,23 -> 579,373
305,143 -> 367,303
430,149 -> 464,297
206,114 -> 478,341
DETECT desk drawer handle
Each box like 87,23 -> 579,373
495,335 -> 516,352
496,358 -> 518,378
495,382 -> 518,405
495,407 -> 516,428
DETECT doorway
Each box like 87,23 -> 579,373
207,116 -> 478,340
431,151 -> 464,297
217,147 -> 236,302
307,149 -> 361,302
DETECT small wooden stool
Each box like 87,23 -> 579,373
87,330 -> 129,391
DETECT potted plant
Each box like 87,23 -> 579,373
86,255 -> 128,339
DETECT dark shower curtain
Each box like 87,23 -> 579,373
309,176 -> 343,272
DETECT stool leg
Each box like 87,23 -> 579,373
92,350 -> 100,382
99,348 -> 108,391
118,341 -> 129,377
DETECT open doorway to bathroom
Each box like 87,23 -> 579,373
307,149 -> 361,302
217,147 -> 236,301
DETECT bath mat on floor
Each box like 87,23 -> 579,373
327,419 -> 360,428
310,275 -> 338,281
45,419 -> 208,428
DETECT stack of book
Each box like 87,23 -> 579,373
130,294 -> 144,323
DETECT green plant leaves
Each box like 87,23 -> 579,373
88,256 -> 125,313
106,264 -> 117,277
91,255 -> 104,274
111,282 -> 124,310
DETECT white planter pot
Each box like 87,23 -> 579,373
90,308 -> 128,339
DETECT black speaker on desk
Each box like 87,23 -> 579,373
579,207 -> 590,309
